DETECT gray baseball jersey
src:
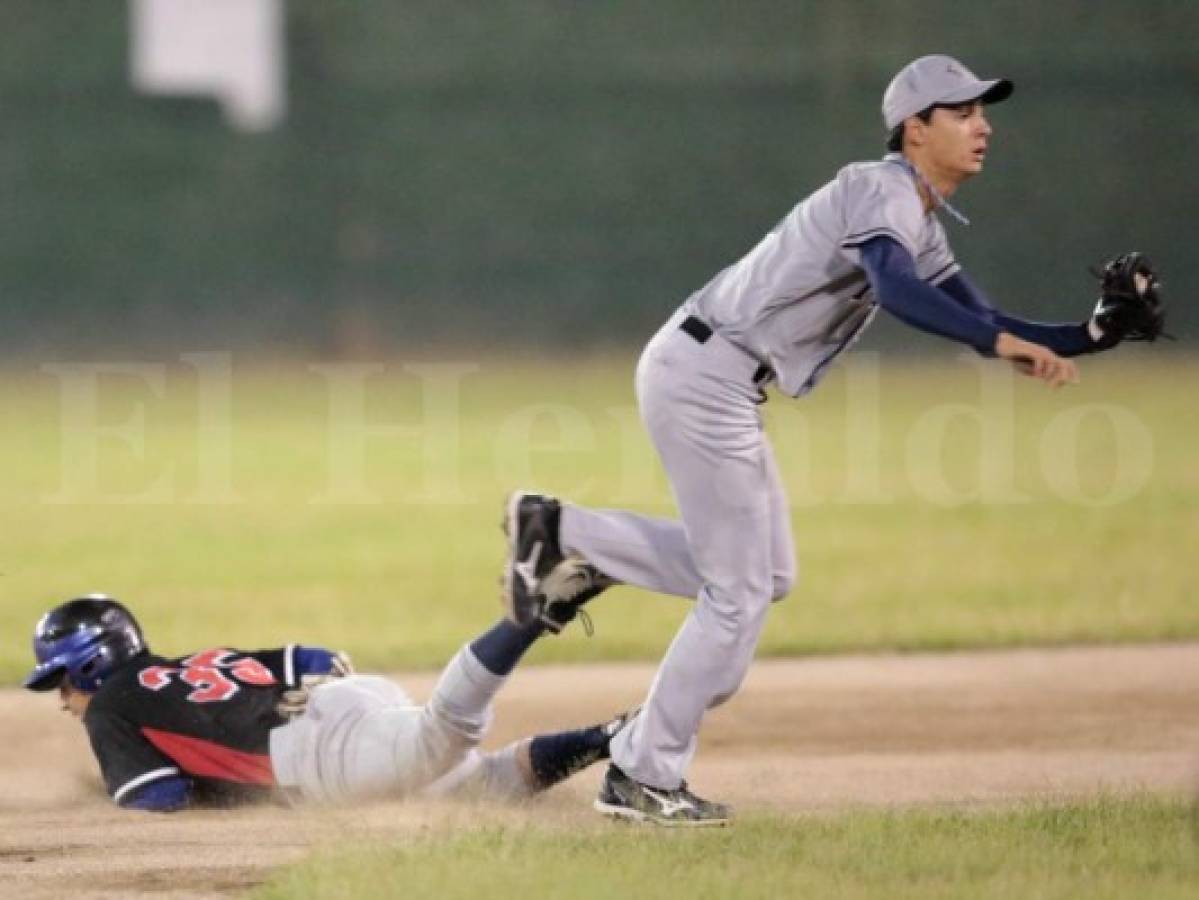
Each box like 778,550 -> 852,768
682,152 -> 960,397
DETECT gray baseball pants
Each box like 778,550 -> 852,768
560,310 -> 797,790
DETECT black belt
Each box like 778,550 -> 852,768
680,316 -> 772,384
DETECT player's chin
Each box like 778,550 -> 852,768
954,159 -> 984,180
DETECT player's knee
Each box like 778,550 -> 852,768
702,582 -> 772,640
425,693 -> 491,748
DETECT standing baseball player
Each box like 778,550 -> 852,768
503,55 -> 1165,826
26,581 -> 615,811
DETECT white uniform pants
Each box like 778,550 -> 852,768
269,648 -> 523,803
561,311 -> 797,790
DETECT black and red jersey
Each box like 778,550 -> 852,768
83,646 -> 302,805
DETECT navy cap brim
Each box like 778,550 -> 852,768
979,78 -> 1014,105
23,664 -> 66,692
942,77 -> 1014,108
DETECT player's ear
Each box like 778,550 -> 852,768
904,116 -> 927,149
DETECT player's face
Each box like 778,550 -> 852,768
923,102 -> 992,180
59,681 -> 93,719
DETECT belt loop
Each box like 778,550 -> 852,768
680,315 -> 773,388
679,315 -> 713,344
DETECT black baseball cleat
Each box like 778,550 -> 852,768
502,491 -> 617,633
594,764 -> 732,827
501,491 -> 566,626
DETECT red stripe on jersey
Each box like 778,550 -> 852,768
142,727 -> 276,785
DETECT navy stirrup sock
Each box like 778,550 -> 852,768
469,619 -> 546,677
528,724 -> 613,790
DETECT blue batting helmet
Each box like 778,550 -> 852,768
24,595 -> 147,692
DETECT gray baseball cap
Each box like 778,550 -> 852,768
882,55 -> 1013,130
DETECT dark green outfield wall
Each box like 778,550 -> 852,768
2,1 -> 1195,354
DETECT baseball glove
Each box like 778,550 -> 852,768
1089,251 -> 1169,349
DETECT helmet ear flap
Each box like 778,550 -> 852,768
70,662 -> 100,691
78,650 -> 104,680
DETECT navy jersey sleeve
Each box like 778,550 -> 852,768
858,236 -> 1000,352
83,705 -> 184,805
939,271 -> 1095,357
252,644 -> 343,686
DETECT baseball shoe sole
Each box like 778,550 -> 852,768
501,490 -> 565,627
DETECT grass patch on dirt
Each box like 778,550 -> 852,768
254,793 -> 1199,900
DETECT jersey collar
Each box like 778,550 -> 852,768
882,152 -> 971,226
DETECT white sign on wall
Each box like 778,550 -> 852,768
129,0 -> 286,132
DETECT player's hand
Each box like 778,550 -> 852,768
294,646 -> 355,679
276,649 -> 355,720
994,332 -> 1078,388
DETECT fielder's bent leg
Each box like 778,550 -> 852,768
560,438 -> 797,604
559,505 -> 703,599
607,320 -> 781,792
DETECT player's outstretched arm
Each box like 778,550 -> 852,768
939,270 -> 1095,357
859,236 -> 1077,387
859,236 -> 1001,351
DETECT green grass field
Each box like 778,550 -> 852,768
5,352 -> 1195,896
254,795 -> 1199,900
1,352 -> 1195,680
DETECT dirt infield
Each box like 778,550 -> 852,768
3,643 -> 1196,899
